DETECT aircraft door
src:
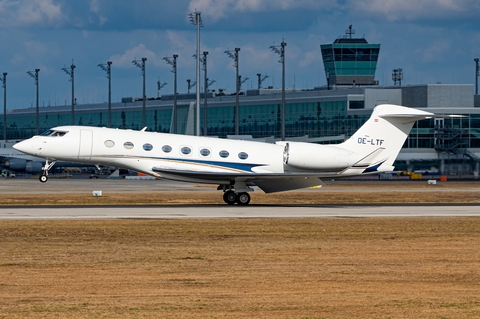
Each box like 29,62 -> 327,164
78,129 -> 93,160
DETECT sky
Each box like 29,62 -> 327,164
0,0 -> 479,111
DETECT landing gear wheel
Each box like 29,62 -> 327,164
236,192 -> 251,205
39,175 -> 48,183
223,190 -> 237,205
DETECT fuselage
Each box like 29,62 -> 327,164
14,126 -> 288,178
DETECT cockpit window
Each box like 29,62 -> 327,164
40,130 -> 68,137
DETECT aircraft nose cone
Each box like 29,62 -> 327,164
13,140 -> 34,155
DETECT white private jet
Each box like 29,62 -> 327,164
13,104 -> 458,205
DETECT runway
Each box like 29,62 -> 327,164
1,177 -> 479,219
1,204 -> 479,219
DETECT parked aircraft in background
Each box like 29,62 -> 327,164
13,104 -> 459,205
0,148 -> 44,173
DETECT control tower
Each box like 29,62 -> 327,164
320,25 -> 380,87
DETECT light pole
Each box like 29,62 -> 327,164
189,10 -> 203,136
392,68 -> 403,86
1,73 -> 6,141
326,68 -> 330,90
62,62 -> 75,125
164,54 -> 178,134
98,61 -> 112,127
225,47 -> 240,135
187,79 -> 196,93
270,40 -> 286,141
475,58 -> 479,95
27,69 -> 40,134
257,73 -> 269,90
157,79 -> 167,98
203,51 -> 208,136
132,57 -> 147,128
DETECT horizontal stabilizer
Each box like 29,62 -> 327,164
352,147 -> 385,168
380,113 -> 464,120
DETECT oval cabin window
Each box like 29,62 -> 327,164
143,143 -> 153,151
181,147 -> 192,155
104,140 -> 115,148
219,150 -> 229,158
123,141 -> 134,150
162,145 -> 172,153
200,148 -> 211,157
238,152 -> 248,160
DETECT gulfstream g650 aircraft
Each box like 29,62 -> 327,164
13,104 -> 457,205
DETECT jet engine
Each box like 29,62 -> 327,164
5,159 -> 43,173
280,142 -> 354,171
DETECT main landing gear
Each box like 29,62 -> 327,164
222,190 -> 251,205
39,159 -> 56,183
219,182 -> 252,205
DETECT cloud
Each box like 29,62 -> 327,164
0,0 -> 64,28
109,44 -> 159,68
350,0 -> 480,21
188,0 -> 333,22
89,0 -> 107,25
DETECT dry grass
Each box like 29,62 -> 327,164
1,218 -> 480,318
1,181 -> 480,318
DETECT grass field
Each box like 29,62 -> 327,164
1,180 -> 480,318
1,218 -> 480,318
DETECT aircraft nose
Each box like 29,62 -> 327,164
13,139 -> 36,155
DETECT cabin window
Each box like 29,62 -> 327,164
162,145 -> 172,153
143,143 -> 153,151
123,141 -> 134,150
104,140 -> 115,148
181,146 -> 192,155
199,148 -> 211,157
238,152 -> 248,160
219,150 -> 229,158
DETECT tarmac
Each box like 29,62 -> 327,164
0,176 -> 479,219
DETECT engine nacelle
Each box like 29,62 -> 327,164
5,159 -> 43,173
280,142 -> 355,171
5,159 -> 27,171
25,161 -> 43,173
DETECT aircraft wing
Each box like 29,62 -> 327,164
152,168 -> 326,193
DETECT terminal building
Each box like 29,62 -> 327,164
2,27 -> 480,177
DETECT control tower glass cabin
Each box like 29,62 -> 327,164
320,25 -> 380,87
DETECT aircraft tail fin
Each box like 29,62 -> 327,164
340,104 -> 460,173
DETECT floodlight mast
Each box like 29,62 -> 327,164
132,57 -> 147,128
203,51 -> 208,136
187,79 -> 196,93
224,48 -> 240,135
163,54 -> 178,133
62,62 -> 75,125
257,73 -> 269,89
98,61 -> 112,127
157,78 -> 167,98
475,58 -> 479,95
27,69 -> 40,134
392,68 -> 403,86
1,73 -> 6,141
270,40 -> 286,141
189,10 -> 203,136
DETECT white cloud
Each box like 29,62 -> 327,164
351,0 -> 480,21
0,0 -> 64,27
109,44 -> 159,68
188,0 -> 332,21
89,0 -> 107,25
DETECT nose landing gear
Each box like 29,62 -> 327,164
39,159 -> 56,183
